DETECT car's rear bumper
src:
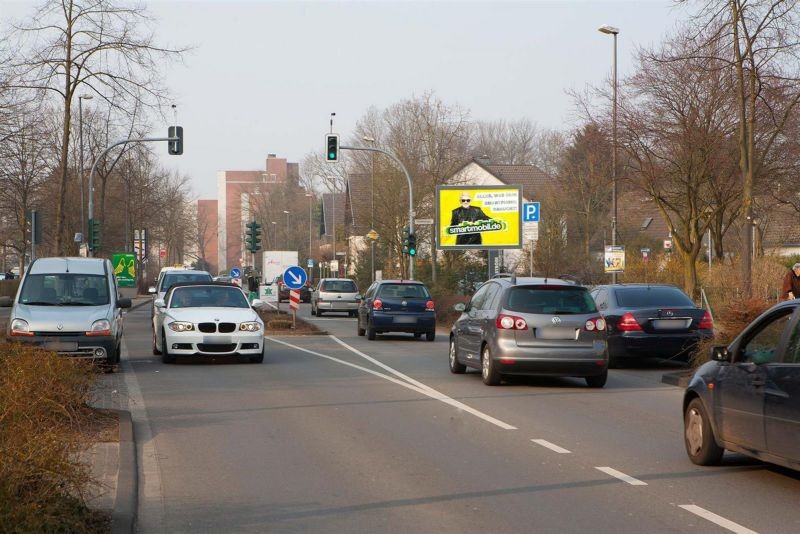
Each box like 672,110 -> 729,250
609,331 -> 712,359
318,301 -> 359,311
491,338 -> 608,376
8,334 -> 116,359
371,312 -> 436,332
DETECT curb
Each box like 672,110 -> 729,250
110,409 -> 137,534
661,370 -> 694,388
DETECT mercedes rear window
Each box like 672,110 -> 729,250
377,283 -> 430,299
321,280 -> 357,292
504,286 -> 597,314
615,287 -> 694,308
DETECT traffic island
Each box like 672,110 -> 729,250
259,309 -> 327,335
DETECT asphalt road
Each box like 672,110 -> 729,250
112,302 -> 800,533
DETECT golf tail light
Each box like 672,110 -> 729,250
584,317 -> 607,331
617,313 -> 642,331
87,319 -> 112,336
10,318 -> 33,336
425,300 -> 435,311
496,314 -> 527,330
699,311 -> 714,330
373,299 -> 383,310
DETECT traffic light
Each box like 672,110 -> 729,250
326,134 -> 339,162
407,233 -> 417,256
88,218 -> 101,251
402,226 -> 410,255
245,220 -> 262,253
168,126 -> 183,155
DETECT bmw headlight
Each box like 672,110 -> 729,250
239,322 -> 261,332
168,321 -> 195,332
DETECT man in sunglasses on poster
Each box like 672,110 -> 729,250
450,193 -> 491,245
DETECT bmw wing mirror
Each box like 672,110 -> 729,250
711,345 -> 731,363
453,303 -> 466,312
154,298 -> 166,308
148,286 -> 156,294
251,299 -> 265,309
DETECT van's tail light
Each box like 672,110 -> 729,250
584,317 -> 607,331
425,300 -> 435,311
617,312 -> 642,331
496,314 -> 528,330
698,311 -> 714,330
372,299 -> 383,311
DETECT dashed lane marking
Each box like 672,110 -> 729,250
678,505 -> 758,534
595,466 -> 648,486
531,439 -> 571,454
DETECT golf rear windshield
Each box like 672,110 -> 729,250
505,286 -> 597,315
615,287 -> 694,308
377,283 -> 430,299
320,280 -> 357,292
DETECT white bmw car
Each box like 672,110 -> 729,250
152,282 -> 266,364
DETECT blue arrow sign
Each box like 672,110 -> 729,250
283,266 -> 307,289
230,267 -> 242,278
523,202 -> 540,222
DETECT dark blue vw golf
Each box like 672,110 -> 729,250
357,280 -> 436,341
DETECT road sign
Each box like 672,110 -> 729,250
230,267 -> 242,278
366,229 -> 379,240
523,202 -> 540,222
664,239 -> 673,250
133,229 -> 148,261
289,289 -> 300,311
159,249 -> 166,258
307,258 -> 314,268
283,266 -> 307,289
415,219 -> 434,225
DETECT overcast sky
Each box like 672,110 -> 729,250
2,0 -> 691,199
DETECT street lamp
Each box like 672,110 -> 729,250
599,24 -> 619,284
270,221 -> 277,250
363,135 -> 376,282
78,94 -> 93,244
283,210 -> 290,249
305,193 -> 313,278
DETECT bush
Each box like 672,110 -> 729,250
0,343 -> 104,532
267,319 -> 294,330
690,297 -> 773,368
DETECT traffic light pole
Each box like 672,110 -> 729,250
87,135 -> 179,257
340,145 -> 415,280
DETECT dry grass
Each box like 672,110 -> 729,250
0,343 -> 108,532
259,310 -> 323,334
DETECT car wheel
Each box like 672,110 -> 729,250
449,337 -> 466,374
481,344 -> 501,386
414,332 -> 422,339
349,311 -> 357,318
250,348 -> 265,364
426,330 -> 435,342
357,319 -> 366,336
161,329 -> 175,364
585,370 -> 607,388
684,398 -> 724,465
311,304 -> 317,316
152,330 -> 162,355
367,320 -> 376,340
317,309 -> 324,317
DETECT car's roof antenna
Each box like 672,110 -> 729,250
511,274 -> 517,285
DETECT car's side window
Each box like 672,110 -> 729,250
738,311 -> 793,365
595,289 -> 608,310
488,285 -> 504,311
469,284 -> 491,311
365,284 -> 376,299
780,309 -> 800,364
481,283 -> 500,311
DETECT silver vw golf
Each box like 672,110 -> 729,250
449,277 -> 609,387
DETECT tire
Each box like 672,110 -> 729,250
449,337 -> 466,374
250,348 -> 265,363
152,330 -> 162,355
481,344 -> 501,386
414,332 -> 422,339
161,329 -> 175,364
311,304 -> 317,316
684,398 -> 724,465
426,330 -> 436,342
349,311 -> 357,318
585,370 -> 608,388
317,308 -> 324,317
367,320 -> 376,340
357,319 -> 366,336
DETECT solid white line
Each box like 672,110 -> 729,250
266,336 -> 517,430
595,466 -> 648,486
531,439 -> 571,454
679,505 -> 759,534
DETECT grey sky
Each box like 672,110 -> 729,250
3,0 -> 690,199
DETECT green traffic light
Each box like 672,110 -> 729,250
328,152 -> 336,159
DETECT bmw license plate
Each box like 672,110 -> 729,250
203,336 -> 232,344
393,316 -> 417,324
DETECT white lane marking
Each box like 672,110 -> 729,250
531,439 -> 571,454
679,505 -> 758,534
329,335 -> 516,430
266,337 -> 517,430
120,339 -> 166,531
595,466 -> 648,486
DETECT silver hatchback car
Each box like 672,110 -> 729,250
311,278 -> 360,317
449,277 -> 609,387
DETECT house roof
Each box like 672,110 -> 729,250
452,158 -> 554,198
344,173 -> 373,234
761,202 -> 800,248
616,191 -> 671,242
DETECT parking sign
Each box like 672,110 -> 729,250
523,202 -> 540,222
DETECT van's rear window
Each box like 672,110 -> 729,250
504,286 -> 597,314
19,274 -> 110,306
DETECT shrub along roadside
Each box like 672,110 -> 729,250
0,343 -> 107,532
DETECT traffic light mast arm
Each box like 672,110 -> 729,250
340,144 -> 415,278
87,134 -> 180,257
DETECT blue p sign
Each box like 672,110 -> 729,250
523,202 -> 540,222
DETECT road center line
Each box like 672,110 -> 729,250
678,505 -> 758,534
594,466 -> 647,486
531,439 -> 571,454
266,336 -> 517,430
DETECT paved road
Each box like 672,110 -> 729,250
113,302 -> 800,533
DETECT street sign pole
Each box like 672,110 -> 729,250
341,145 -> 415,280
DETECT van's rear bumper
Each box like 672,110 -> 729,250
7,334 -> 116,359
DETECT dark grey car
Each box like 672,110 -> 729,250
449,277 -> 609,387
683,300 -> 800,470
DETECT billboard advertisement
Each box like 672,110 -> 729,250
604,245 -> 625,273
435,185 -> 522,250
112,253 -> 136,288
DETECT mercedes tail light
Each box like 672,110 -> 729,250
372,299 -> 383,311
584,317 -> 607,331
698,311 -> 714,330
617,312 -> 642,331
496,314 -> 528,330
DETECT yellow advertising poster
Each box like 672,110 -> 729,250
436,186 -> 522,250
604,245 -> 625,273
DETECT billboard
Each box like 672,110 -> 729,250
436,185 -> 522,250
112,253 -> 136,288
604,245 -> 625,273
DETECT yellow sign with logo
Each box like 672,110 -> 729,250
436,185 -> 522,250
